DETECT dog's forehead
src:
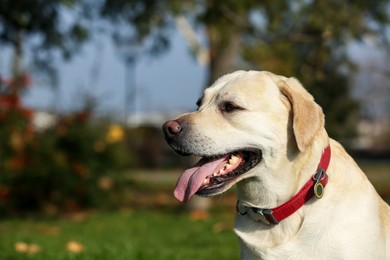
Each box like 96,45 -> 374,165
203,71 -> 278,101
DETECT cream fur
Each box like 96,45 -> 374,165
167,70 -> 390,259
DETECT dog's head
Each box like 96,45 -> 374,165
162,70 -> 325,202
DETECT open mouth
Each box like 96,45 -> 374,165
173,150 -> 262,202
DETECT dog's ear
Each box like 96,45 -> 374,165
277,77 -> 325,152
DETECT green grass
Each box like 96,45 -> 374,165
359,160 -> 390,202
0,209 -> 239,260
0,162 -> 388,259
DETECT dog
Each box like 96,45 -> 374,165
162,70 -> 390,259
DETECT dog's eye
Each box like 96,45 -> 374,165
221,101 -> 241,113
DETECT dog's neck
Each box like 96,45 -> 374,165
236,130 -> 329,211
234,131 -> 330,255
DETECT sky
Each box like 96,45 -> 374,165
1,26 -> 388,122
18,29 -> 207,118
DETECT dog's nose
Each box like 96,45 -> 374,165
163,120 -> 182,136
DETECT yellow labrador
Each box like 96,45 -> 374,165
162,70 -> 390,259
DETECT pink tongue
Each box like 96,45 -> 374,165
174,155 -> 229,202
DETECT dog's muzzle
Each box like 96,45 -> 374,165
162,119 -> 192,156
162,120 -> 182,139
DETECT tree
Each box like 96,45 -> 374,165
1,1 -> 389,143
100,0 -> 180,58
100,0 -> 390,144
0,0 -> 90,88
242,1 -> 389,142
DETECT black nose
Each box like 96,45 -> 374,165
162,120 -> 182,137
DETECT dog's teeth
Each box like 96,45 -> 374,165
229,155 -> 239,165
213,172 -> 218,176
203,178 -> 210,185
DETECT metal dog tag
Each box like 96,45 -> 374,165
314,181 -> 324,199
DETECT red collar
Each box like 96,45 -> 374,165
237,145 -> 331,225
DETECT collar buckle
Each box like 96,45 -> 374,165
251,208 -> 279,225
236,201 -> 279,225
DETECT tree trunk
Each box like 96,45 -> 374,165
205,26 -> 241,88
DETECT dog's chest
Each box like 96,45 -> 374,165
235,214 -> 386,260
234,215 -> 304,259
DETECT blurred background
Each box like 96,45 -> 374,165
0,0 -> 389,259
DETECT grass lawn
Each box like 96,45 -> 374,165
0,209 -> 239,260
359,160 -> 390,202
0,161 -> 388,259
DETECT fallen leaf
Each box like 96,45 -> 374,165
15,242 -> 29,253
190,210 -> 209,220
15,242 -> 41,255
66,241 -> 84,253
28,244 -> 41,254
212,222 -> 231,233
